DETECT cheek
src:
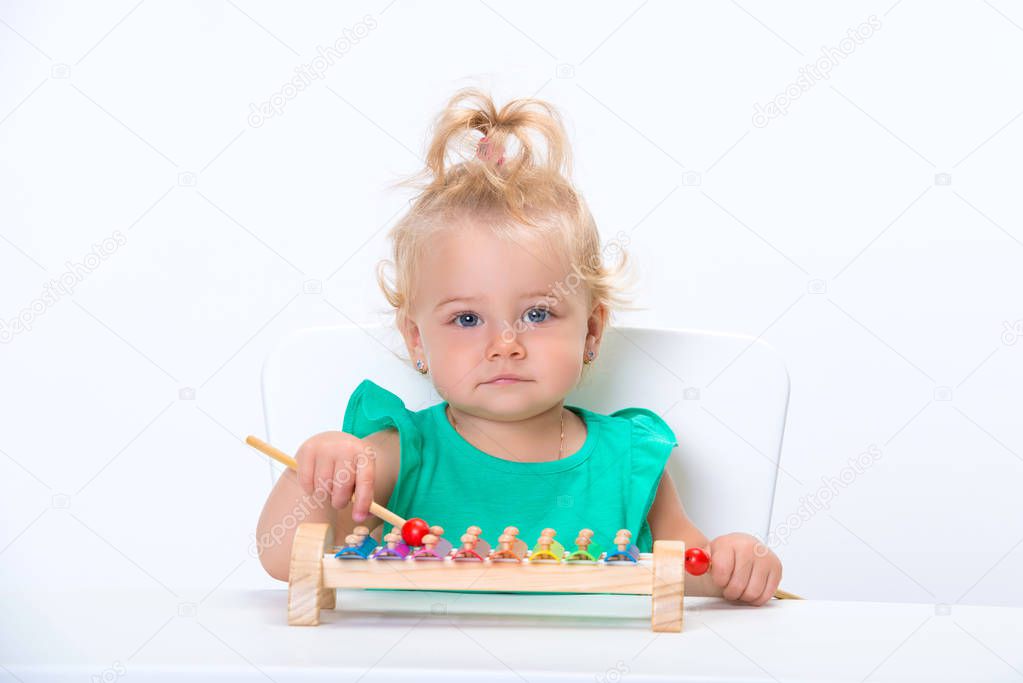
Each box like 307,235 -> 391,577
430,328 -> 481,366
530,326 -> 585,362
534,334 -> 585,388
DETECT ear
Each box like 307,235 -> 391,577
398,311 -> 425,362
586,301 -> 609,356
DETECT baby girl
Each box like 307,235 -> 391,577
257,87 -> 782,605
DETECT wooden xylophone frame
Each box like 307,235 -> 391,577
288,522 -> 687,632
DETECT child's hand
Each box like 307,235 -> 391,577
707,532 -> 781,606
294,431 -> 377,520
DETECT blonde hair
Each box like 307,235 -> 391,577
376,87 -> 637,330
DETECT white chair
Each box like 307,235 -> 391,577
258,323 -> 790,541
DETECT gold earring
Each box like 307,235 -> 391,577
583,350 -> 595,365
416,359 -> 428,374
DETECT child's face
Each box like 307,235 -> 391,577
403,220 -> 604,420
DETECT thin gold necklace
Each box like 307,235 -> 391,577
447,405 -> 566,460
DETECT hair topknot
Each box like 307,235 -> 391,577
390,87 -> 578,226
377,87 -> 636,329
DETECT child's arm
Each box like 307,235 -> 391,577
647,466 -> 782,604
646,467 -> 720,597
646,467 -> 711,550
254,428 -> 399,581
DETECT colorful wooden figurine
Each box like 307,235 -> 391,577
489,525 -> 528,562
334,525 -> 378,559
604,528 -> 640,563
370,531 -> 411,560
451,525 -> 491,562
565,528 -> 604,563
411,525 -> 453,560
528,527 -> 565,562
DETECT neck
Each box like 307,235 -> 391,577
446,402 -> 570,463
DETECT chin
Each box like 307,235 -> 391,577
471,391 -> 532,412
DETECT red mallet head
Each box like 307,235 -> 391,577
684,547 -> 711,576
401,517 -> 430,546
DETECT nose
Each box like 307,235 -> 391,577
486,324 -> 526,361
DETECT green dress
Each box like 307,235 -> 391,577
341,379 -> 679,594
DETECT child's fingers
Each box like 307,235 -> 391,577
741,560 -> 771,604
295,444 -> 315,494
330,458 -> 355,510
710,543 -> 735,590
314,454 -> 335,500
755,566 -> 781,606
723,549 -> 754,601
351,449 -> 375,522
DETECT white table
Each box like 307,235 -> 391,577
3,588 -> 1021,682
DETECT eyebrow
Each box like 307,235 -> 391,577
434,290 -> 555,312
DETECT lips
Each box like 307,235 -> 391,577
481,375 -> 529,385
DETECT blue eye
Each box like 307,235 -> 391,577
453,312 -> 481,327
524,307 -> 551,324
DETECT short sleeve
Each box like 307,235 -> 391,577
341,379 -> 422,486
610,408 -> 679,543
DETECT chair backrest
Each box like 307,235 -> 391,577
259,323 -> 790,540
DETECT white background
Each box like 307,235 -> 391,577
1,0 -> 1021,615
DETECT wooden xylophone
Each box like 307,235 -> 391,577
288,522 -> 691,632
245,434 -> 799,633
